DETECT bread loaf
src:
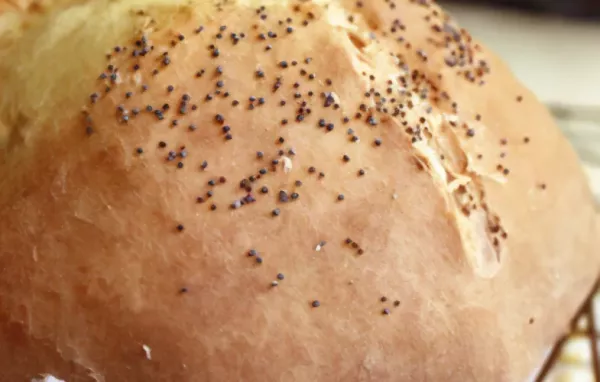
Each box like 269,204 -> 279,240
0,0 -> 598,381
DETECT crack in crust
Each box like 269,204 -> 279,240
329,2 -> 508,278
411,112 -> 507,278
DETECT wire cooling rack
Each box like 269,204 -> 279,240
535,279 -> 600,381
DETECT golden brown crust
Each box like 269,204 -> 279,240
0,0 -> 598,381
